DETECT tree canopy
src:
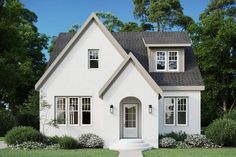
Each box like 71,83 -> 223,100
132,0 -> 194,31
189,0 -> 236,126
0,0 -> 48,112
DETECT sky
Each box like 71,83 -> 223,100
20,0 -> 210,59
20,0 -> 210,37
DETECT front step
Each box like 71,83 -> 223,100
109,139 -> 152,151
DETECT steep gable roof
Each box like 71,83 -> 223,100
99,53 -> 163,98
35,13 -> 128,90
43,32 -> 204,89
142,32 -> 191,47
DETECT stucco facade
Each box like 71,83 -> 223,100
36,13 -> 204,150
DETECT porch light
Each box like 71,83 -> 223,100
110,105 -> 114,113
149,105 -> 152,113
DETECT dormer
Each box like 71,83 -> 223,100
143,32 -> 191,72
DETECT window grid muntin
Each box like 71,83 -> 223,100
177,98 -> 187,125
168,51 -> 178,70
81,97 -> 91,125
156,51 -> 166,70
55,96 -> 92,126
56,97 -> 67,125
69,97 -> 79,125
88,49 -> 99,69
125,106 -> 136,128
164,98 -> 175,125
164,97 -> 188,126
156,51 -> 179,71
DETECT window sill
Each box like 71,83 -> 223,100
81,124 -> 92,127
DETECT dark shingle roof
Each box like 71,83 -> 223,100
142,32 -> 190,45
47,32 -> 204,86
47,32 -> 76,68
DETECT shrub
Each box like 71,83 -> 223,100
48,136 -> 60,145
5,126 -> 42,145
159,137 -> 176,148
224,109 -> 236,120
184,134 -> 220,148
9,141 -> 60,150
184,134 -> 208,147
10,142 -> 47,150
205,118 -> 236,146
78,133 -> 104,148
58,136 -> 78,149
159,131 -> 187,141
176,141 -> 192,149
0,109 -> 16,136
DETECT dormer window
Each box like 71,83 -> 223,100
89,49 -> 99,69
156,51 -> 178,71
157,51 -> 166,70
168,51 -> 178,70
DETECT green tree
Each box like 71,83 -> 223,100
17,90 -> 39,129
120,22 -> 154,32
96,12 -> 124,32
0,0 -> 48,112
68,24 -> 81,33
132,0 -> 193,31
189,0 -> 236,126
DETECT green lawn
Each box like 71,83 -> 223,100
144,148 -> 236,157
0,137 -> 4,141
0,149 -> 118,157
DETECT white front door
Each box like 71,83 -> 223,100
123,104 -> 138,138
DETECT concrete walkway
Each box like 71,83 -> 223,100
119,150 -> 143,157
0,141 -> 7,149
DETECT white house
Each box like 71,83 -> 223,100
35,13 -> 204,150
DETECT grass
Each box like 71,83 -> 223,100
143,148 -> 236,157
0,149 -> 118,157
0,137 -> 4,141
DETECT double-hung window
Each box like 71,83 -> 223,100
68,97 -> 79,125
56,97 -> 67,125
168,51 -> 178,70
156,51 -> 178,71
81,97 -> 91,125
156,51 -> 166,70
164,98 -> 175,125
164,97 -> 188,126
88,49 -> 99,69
55,97 -> 92,126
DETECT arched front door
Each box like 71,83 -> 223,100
120,97 -> 142,139
123,103 -> 138,138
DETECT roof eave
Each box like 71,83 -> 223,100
145,44 -> 191,47
160,86 -> 205,91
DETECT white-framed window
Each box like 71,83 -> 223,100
88,49 -> 99,69
177,98 -> 187,125
55,96 -> 92,126
156,51 -> 178,71
156,51 -> 166,70
81,97 -> 91,125
164,98 -> 175,126
56,97 -> 67,125
168,51 -> 178,71
164,97 -> 188,126
68,97 -> 79,125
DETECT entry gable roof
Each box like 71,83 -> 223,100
99,53 -> 163,98
35,13 -> 128,90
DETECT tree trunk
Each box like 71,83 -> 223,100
223,98 -> 227,112
157,22 -> 160,32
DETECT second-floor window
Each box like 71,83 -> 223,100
89,49 -> 99,69
156,51 -> 178,71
